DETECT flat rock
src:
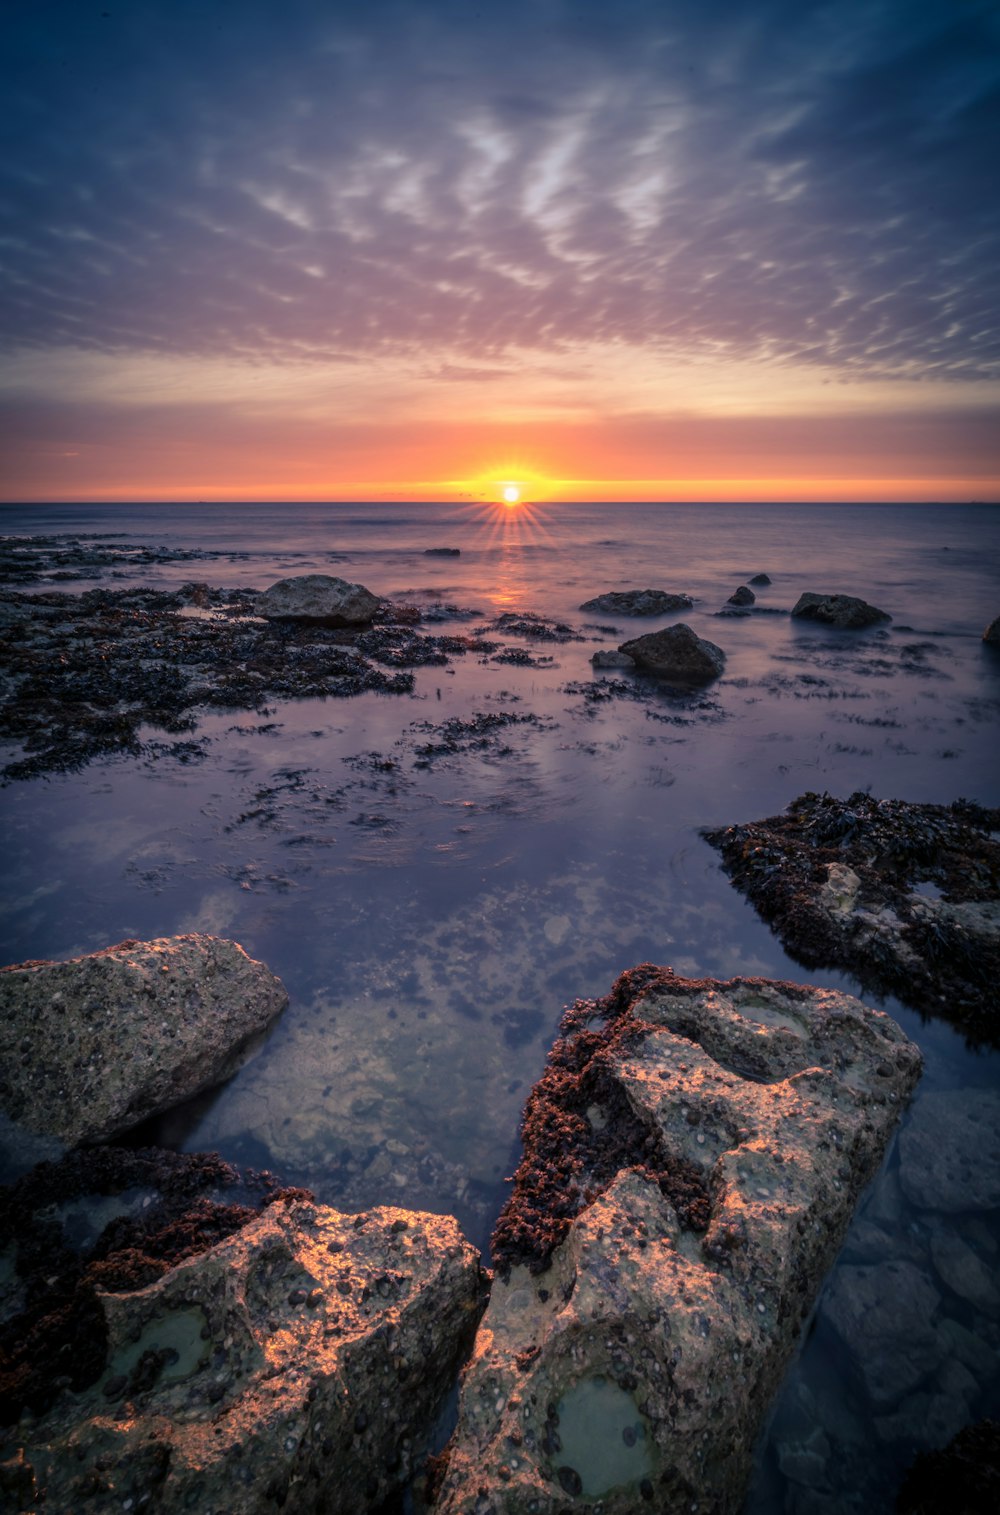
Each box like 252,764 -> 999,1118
257,573 -> 380,624
424,547 -> 461,556
619,622 -> 726,682
791,591 -> 891,627
5,1196 -> 484,1514
579,589 -> 693,615
435,964 -> 920,1515
703,791 -> 1000,1042
591,649 -> 636,669
0,935 -> 288,1156
899,1088 -> 1000,1213
822,1261 -> 944,1407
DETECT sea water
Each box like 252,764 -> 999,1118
1,499 -> 999,1510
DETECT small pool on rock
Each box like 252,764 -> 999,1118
105,1304 -> 210,1388
553,1375 -> 653,1496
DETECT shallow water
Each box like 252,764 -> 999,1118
2,499 -> 999,1509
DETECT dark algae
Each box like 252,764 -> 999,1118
704,791 -> 1000,1043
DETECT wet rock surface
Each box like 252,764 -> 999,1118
2,1166 -> 484,1515
435,963 -> 921,1515
703,790 -> 1000,1042
578,590 -> 693,616
257,573 -> 381,624
792,591 -> 892,627
0,935 -> 288,1159
619,621 -> 726,682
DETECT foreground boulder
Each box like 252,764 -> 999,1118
619,622 -> 725,682
703,791 -> 1000,1042
435,964 -> 921,1515
791,591 -> 891,627
4,1187 -> 484,1514
0,935 -> 288,1158
257,573 -> 380,624
579,589 -> 693,616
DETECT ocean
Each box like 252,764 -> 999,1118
2,498 -> 999,1509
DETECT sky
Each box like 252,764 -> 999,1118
1,0 -> 998,503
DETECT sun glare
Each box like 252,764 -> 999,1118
502,483 -> 521,504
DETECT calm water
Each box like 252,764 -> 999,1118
2,499 -> 999,1510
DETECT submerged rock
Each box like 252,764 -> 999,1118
257,573 -> 381,624
619,622 -> 726,682
703,791 -> 1000,1042
728,585 -> 756,606
579,589 -> 693,615
591,649 -> 636,669
435,963 -> 920,1515
791,591 -> 891,627
4,1191 -> 484,1514
898,1088 -> 1000,1213
0,935 -> 288,1158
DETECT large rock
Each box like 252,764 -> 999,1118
579,589 -> 693,616
619,621 -> 725,682
703,791 -> 1000,1042
0,935 -> 288,1156
791,591 -> 891,627
435,964 -> 921,1515
5,1195 -> 484,1514
257,574 -> 380,624
728,585 -> 756,606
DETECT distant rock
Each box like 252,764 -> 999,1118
424,547 -> 461,556
579,589 -> 693,615
791,591 -> 891,627
984,616 -> 1000,643
749,573 -> 771,586
435,964 -> 920,1515
591,649 -> 636,669
9,1193 -> 484,1515
0,934 -> 288,1157
728,585 -> 756,606
258,573 -> 380,624
619,621 -> 725,682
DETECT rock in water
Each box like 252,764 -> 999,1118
591,649 -> 636,669
579,589 -> 693,615
728,585 -> 756,606
6,1197 -> 484,1515
983,615 -> 1000,643
749,573 -> 771,586
257,573 -> 380,624
619,622 -> 725,682
435,964 -> 921,1515
0,935 -> 288,1155
791,591 -> 891,627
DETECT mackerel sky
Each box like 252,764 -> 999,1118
2,0 -> 998,500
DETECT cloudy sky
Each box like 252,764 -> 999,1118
2,0 -> 998,501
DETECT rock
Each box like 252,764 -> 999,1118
434,963 -> 921,1515
928,1226 -> 1000,1315
579,589 -> 693,616
791,591 -> 891,627
899,1088 -> 1000,1213
257,574 -> 380,624
6,1195 -> 484,1514
896,1418 -> 1000,1513
591,649 -> 636,669
984,617 -> 1000,643
703,791 -> 1000,1043
619,622 -> 726,682
749,573 -> 771,586
823,1261 -> 944,1407
424,547 -> 461,556
0,935 -> 288,1156
728,585 -> 756,606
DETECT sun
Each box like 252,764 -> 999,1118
502,483 -> 521,504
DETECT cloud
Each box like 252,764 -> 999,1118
0,0 -> 997,381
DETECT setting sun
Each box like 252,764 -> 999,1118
502,484 -> 521,504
